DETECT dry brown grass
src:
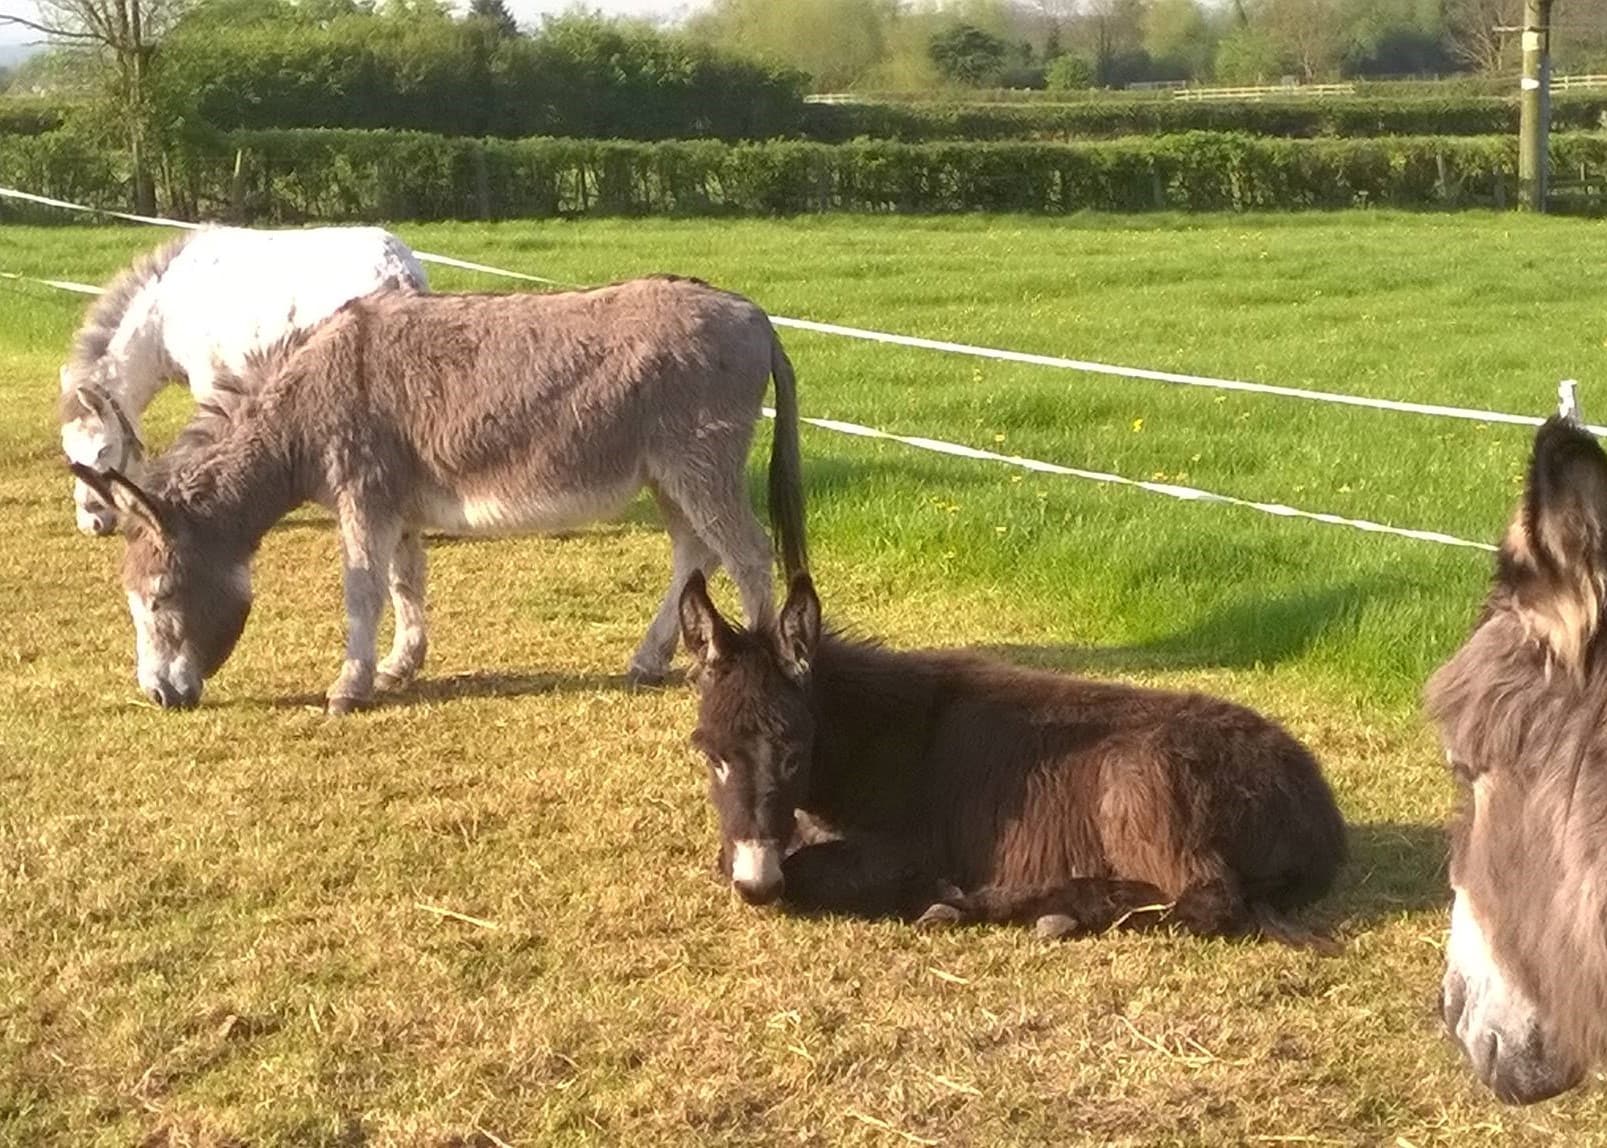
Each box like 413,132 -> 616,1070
5,217 -> 1607,1145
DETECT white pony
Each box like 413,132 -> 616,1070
59,225 -> 429,534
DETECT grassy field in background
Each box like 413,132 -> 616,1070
2,212 -> 1606,1144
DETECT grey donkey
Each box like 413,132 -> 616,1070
72,277 -> 807,713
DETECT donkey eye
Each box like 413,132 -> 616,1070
1444,749 -> 1480,784
711,759 -> 731,786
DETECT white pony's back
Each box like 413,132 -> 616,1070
61,224 -> 429,535
155,226 -> 429,398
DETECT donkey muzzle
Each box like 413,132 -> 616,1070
147,680 -> 201,710
730,839 -> 783,905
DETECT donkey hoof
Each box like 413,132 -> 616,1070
626,661 -> 670,688
914,902 -> 965,931
374,670 -> 412,694
326,694 -> 368,716
1035,913 -> 1082,941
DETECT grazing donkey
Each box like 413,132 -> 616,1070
60,225 -> 428,535
1428,415 -> 1607,1104
73,277 -> 807,713
680,572 -> 1347,944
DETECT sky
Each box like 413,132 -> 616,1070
0,0 -> 704,46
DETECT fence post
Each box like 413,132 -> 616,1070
229,147 -> 246,223
473,144 -> 491,221
1518,0 -> 1554,212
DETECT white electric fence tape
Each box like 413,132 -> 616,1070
0,270 -> 104,295
4,186 -> 1594,434
762,408 -> 1498,552
0,184 -> 1544,553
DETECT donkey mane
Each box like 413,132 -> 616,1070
155,377 -> 256,470
140,329 -> 317,517
60,231 -> 197,408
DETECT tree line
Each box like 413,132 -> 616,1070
684,0 -> 1607,92
3,0 -> 1605,215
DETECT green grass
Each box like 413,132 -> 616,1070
2,211 -> 1606,1144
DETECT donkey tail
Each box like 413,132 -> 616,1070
768,331 -> 809,580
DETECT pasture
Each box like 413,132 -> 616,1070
2,212 -> 1606,1144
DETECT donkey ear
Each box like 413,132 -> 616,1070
1507,418 -> 1607,670
68,384 -> 105,421
776,572 -> 821,679
1525,418 -> 1607,568
680,570 -> 736,667
68,463 -> 168,543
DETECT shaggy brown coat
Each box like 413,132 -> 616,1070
682,573 -> 1347,942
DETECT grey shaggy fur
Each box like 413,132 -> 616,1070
1428,416 -> 1607,1104
77,277 -> 807,712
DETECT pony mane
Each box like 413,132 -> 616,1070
64,231 -> 198,390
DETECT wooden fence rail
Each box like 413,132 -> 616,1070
1175,83 -> 1357,101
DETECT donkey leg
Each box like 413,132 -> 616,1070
913,878 -> 1173,935
630,488 -> 717,684
781,835 -> 930,919
329,510 -> 402,715
376,530 -> 428,692
660,471 -> 775,630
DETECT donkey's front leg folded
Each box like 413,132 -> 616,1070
780,835 -> 930,919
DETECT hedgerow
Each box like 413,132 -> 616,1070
5,129 -> 1603,220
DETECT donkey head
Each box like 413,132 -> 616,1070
680,571 -> 821,906
70,464 -> 252,710
1428,416 -> 1607,1104
60,371 -> 145,536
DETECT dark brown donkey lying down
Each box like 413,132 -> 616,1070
680,573 -> 1347,943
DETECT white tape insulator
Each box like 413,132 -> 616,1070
1559,379 -> 1582,424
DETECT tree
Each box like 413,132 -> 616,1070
1045,52 -> 1094,88
928,22 -> 1009,85
1044,21 -> 1063,59
1081,0 -> 1150,86
1143,0 -> 1214,78
467,0 -> 517,39
0,0 -> 190,211
688,0 -> 894,91
1554,0 -> 1607,71
1258,0 -> 1345,79
1214,22 -> 1282,81
378,0 -> 451,20
1443,0 -> 1515,73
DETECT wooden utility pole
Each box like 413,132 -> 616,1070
1518,0 -> 1554,212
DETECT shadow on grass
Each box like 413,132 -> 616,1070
769,822 -> 1447,946
974,579 -> 1390,674
1334,820 -> 1448,925
266,513 -> 664,544
268,667 -> 687,710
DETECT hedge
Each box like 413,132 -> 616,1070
4,130 -> 1605,221
0,97 -> 68,138
801,93 -> 1607,143
154,17 -> 807,141
821,78 -> 1526,103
